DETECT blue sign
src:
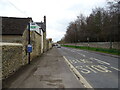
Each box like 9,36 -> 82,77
27,44 -> 32,53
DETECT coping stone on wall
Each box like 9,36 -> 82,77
0,42 -> 23,46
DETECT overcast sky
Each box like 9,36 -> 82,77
0,0 -> 107,42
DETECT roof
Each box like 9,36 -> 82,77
1,16 -> 32,35
36,22 -> 46,32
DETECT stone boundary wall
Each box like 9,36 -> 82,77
21,30 -> 43,65
46,39 -> 52,51
1,38 -> 53,79
0,17 -> 2,88
66,42 -> 120,50
1,43 -> 23,79
1,31 -> 53,79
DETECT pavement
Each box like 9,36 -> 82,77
2,47 -> 84,88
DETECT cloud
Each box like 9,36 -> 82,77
46,28 -> 65,42
0,0 -> 107,42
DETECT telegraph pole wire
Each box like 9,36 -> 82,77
6,0 -> 28,17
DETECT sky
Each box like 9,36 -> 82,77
0,0 -> 107,42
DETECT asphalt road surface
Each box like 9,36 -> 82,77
57,47 -> 119,88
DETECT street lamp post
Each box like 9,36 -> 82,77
75,21 -> 80,48
75,24 -> 77,47
87,37 -> 89,49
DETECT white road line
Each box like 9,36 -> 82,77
111,66 -> 120,71
73,49 -> 88,53
86,66 -> 97,73
63,56 -> 93,89
90,57 -> 110,65
77,53 -> 86,57
90,58 -> 120,71
83,51 -> 88,53
64,48 -> 86,57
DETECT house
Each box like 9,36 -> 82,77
0,16 -> 46,64
1,16 -> 32,43
46,38 -> 53,50
0,16 -> 52,79
36,16 -> 47,52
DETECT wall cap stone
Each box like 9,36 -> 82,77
0,42 -> 23,46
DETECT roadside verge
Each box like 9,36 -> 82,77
62,45 -> 120,56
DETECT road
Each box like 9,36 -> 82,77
57,47 -> 119,88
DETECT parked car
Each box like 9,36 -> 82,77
57,44 -> 61,48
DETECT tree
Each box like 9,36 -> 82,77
61,0 -> 119,44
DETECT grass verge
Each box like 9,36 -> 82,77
62,45 -> 120,56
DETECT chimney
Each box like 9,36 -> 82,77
44,16 -> 46,24
44,16 -> 46,31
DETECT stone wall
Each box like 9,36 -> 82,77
1,30 -> 44,79
46,39 -> 52,51
21,29 -> 28,65
43,32 -> 47,52
1,43 -> 23,79
30,31 -> 42,60
0,17 -> 2,88
66,42 -> 120,50
21,30 -> 43,65
1,30 -> 52,79
2,36 -> 22,43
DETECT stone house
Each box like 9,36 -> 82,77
1,17 -> 32,43
0,16 -> 48,79
36,16 -> 47,52
46,38 -> 53,50
0,16 -> 47,63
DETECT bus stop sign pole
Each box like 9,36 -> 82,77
28,23 -> 30,64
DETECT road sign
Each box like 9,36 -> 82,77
30,22 -> 42,34
30,22 -> 37,31
27,44 -> 32,53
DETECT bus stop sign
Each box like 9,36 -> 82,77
27,44 -> 32,53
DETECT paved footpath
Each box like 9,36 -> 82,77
3,47 -> 84,88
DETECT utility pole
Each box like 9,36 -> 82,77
28,23 -> 30,64
87,37 -> 89,49
43,16 -> 46,52
75,24 -> 77,47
